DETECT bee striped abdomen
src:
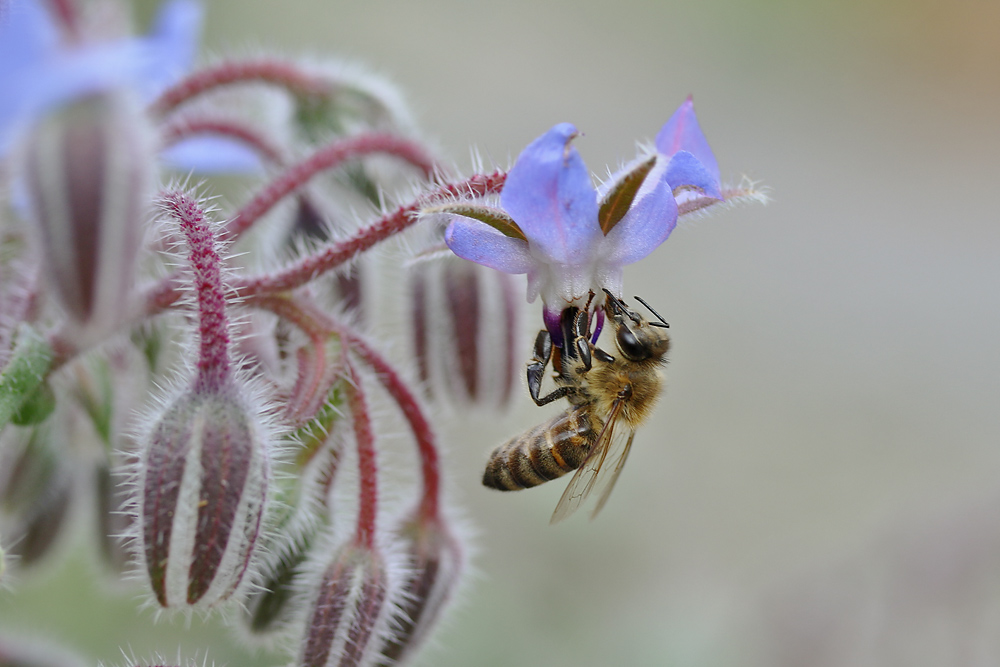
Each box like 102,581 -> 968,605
483,408 -> 599,491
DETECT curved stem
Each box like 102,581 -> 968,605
160,116 -> 289,167
150,59 -> 331,117
223,132 -> 437,240
140,171 -> 507,318
231,169 -> 506,299
344,359 -> 378,550
250,294 -> 441,522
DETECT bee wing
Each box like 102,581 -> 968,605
588,429 -> 636,520
550,397 -> 633,524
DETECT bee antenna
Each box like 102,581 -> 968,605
601,288 -> 625,313
633,295 -> 669,328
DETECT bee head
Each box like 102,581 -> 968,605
602,290 -> 671,362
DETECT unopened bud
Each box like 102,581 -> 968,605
22,92 -> 153,343
137,388 -> 269,608
0,422 -> 74,566
378,514 -> 464,665
410,257 -> 520,409
299,543 -> 392,667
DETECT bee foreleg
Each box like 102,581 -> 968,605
560,307 -> 592,371
593,347 -> 615,364
527,329 -> 575,406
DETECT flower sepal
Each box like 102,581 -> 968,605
597,155 -> 658,235
423,203 -> 526,241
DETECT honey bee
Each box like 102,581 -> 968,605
482,290 -> 670,523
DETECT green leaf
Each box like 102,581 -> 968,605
598,156 -> 657,236
0,325 -> 54,431
426,204 -> 527,242
10,380 -> 55,426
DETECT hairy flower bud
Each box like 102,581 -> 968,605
137,388 -> 269,608
22,92 -> 152,343
410,257 -> 520,409
378,514 -> 464,665
0,422 -> 74,566
299,543 -> 392,667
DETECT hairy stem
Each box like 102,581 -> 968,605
161,192 -> 232,393
160,116 -> 289,167
344,359 -> 378,549
150,58 -> 331,116
140,171 -> 507,317
250,294 -> 441,522
224,132 -> 436,240
232,169 -> 506,298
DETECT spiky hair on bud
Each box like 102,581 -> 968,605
105,647 -> 219,667
122,190 -> 282,611
237,431 -> 347,645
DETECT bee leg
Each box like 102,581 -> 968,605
593,347 -> 615,364
527,329 -> 575,406
560,307 -> 592,372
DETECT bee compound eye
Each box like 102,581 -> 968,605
616,326 -> 648,360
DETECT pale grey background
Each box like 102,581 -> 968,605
3,0 -> 1000,665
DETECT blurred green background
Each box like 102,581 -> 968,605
4,0 -> 1000,665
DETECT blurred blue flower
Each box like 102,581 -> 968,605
0,0 -> 201,155
0,0 -> 260,172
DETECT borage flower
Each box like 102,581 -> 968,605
427,99 -> 723,344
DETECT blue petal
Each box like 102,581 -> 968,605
664,150 -> 723,200
500,123 -> 600,264
160,136 -> 265,174
603,167 -> 678,266
445,217 -> 534,274
0,0 -> 58,153
0,0 -> 57,72
655,96 -> 720,184
144,0 -> 203,94
0,0 -> 204,156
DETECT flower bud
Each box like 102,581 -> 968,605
22,91 -> 153,343
378,514 -> 464,665
137,388 -> 270,608
0,422 -> 74,567
410,257 -> 520,409
299,543 -> 391,667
